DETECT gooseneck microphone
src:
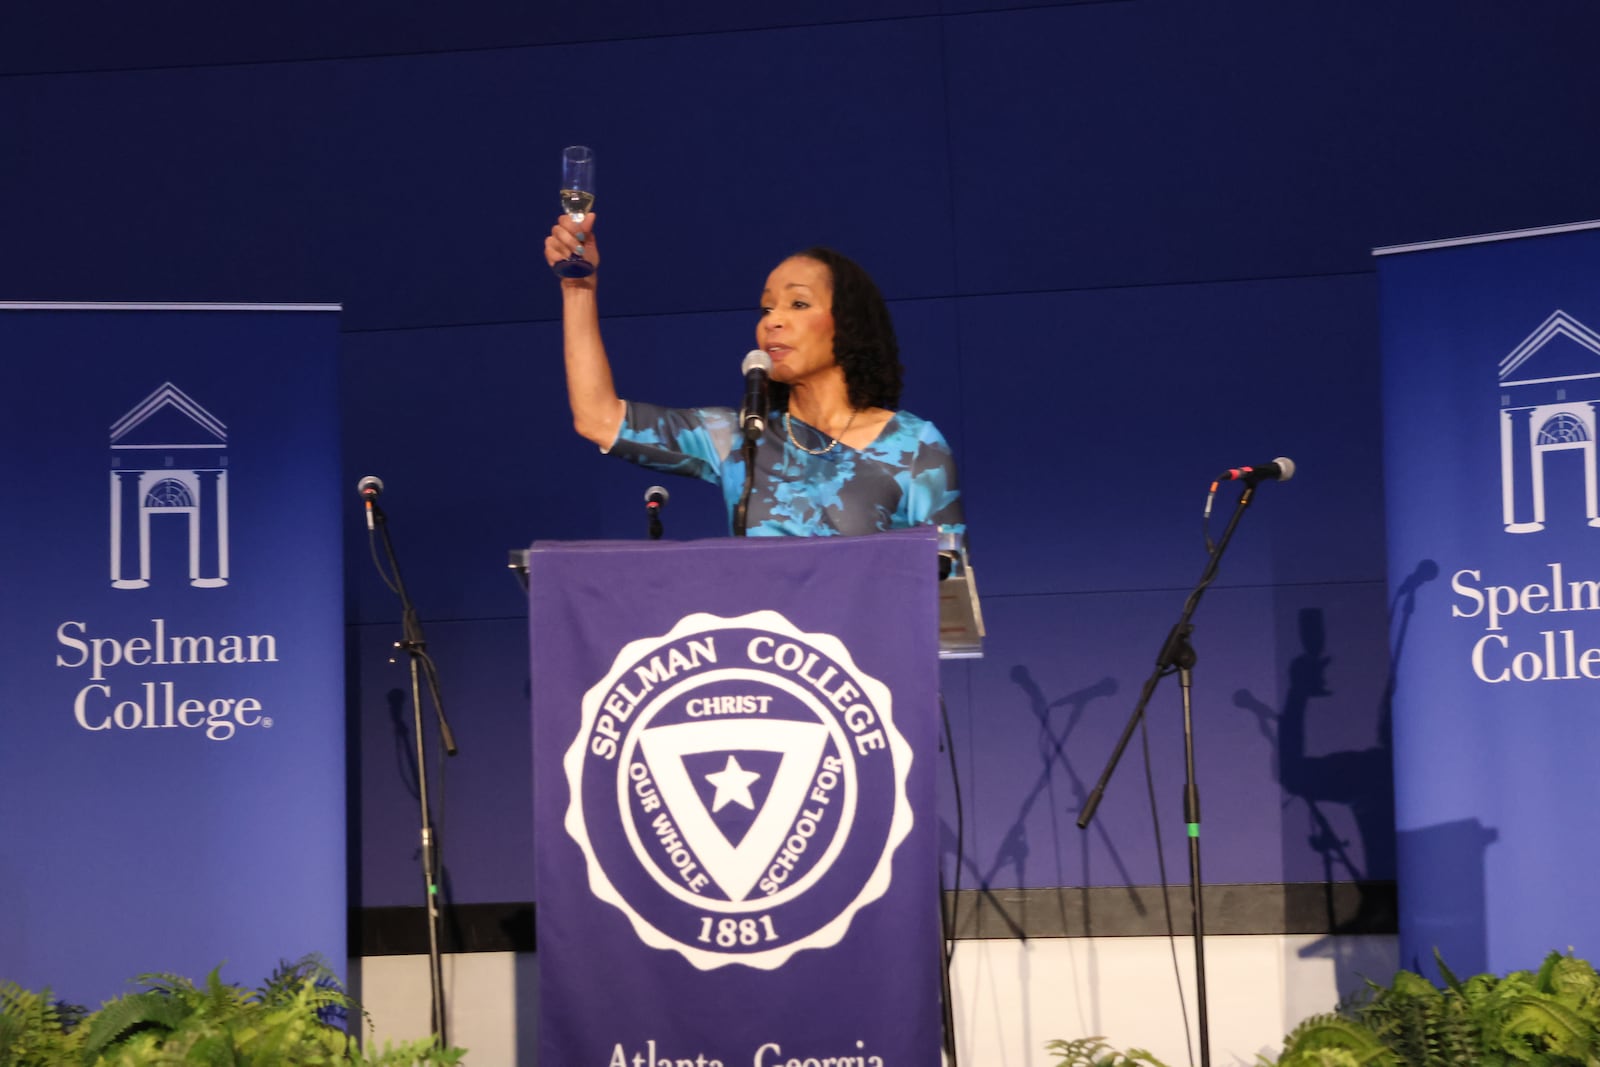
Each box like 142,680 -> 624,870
1215,457 -> 1295,484
645,485 -> 668,540
357,475 -> 384,530
741,350 -> 772,441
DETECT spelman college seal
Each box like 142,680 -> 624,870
563,610 -> 914,970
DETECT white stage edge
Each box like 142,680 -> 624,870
354,933 -> 1399,1065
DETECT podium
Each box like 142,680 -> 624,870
527,529 -> 946,1064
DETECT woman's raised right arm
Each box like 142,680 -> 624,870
545,213 -> 624,447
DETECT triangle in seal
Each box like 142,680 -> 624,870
638,719 -> 830,903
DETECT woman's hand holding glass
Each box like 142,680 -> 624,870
550,144 -> 597,279
546,212 -> 598,281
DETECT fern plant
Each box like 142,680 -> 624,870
1046,1036 -> 1171,1066
1273,950 -> 1600,1067
1047,952 -> 1600,1067
0,956 -> 463,1066
1272,1012 -> 1398,1067
0,981 -> 86,1066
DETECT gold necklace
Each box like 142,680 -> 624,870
785,410 -> 857,456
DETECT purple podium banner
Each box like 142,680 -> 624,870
529,530 -> 942,1067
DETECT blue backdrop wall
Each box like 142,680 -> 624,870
6,0 -> 1600,971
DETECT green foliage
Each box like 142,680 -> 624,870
1048,951 -> 1600,1067
1271,950 -> 1600,1067
1274,1014 -> 1397,1067
1045,1036 -> 1171,1066
0,957 -> 464,1067
0,982 -> 86,1066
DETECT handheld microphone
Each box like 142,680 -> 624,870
644,485 -> 668,540
1215,457 -> 1295,485
740,350 -> 772,441
357,475 -> 384,531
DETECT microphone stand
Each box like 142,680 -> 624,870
1076,476 -> 1266,1067
368,499 -> 458,1049
732,430 -> 759,537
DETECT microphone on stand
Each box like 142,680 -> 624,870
1214,457 -> 1295,485
645,485 -> 668,540
354,467 -> 456,1048
740,350 -> 772,442
1205,457 -> 1294,523
733,351 -> 769,535
357,475 -> 384,531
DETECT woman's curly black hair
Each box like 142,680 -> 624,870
769,247 -> 903,413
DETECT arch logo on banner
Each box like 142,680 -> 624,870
108,382 -> 232,590
1457,307 -> 1600,686
1496,310 -> 1600,536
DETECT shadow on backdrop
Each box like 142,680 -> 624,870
1395,818 -> 1497,978
1229,560 -> 1447,992
1229,560 -> 1497,986
942,670 -> 1131,927
1377,558 -> 1500,979
939,668 -> 1126,1043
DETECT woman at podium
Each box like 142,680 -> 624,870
545,214 -> 964,538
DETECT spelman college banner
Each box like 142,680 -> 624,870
529,531 -> 942,1067
0,303 -> 345,1006
1376,222 -> 1600,976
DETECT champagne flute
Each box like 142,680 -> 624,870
553,145 -> 596,278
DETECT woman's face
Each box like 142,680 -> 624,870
757,256 -> 836,387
